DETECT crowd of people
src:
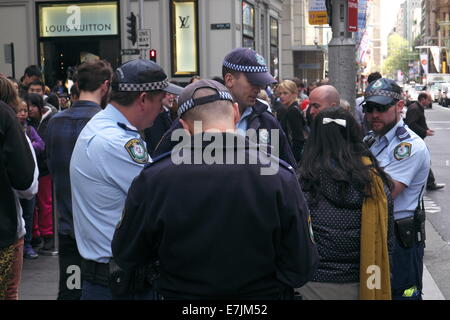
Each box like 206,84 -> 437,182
0,46 -> 442,300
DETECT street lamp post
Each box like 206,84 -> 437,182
328,0 -> 357,108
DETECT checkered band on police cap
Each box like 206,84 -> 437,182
223,60 -> 269,73
118,79 -> 169,92
365,89 -> 402,101
177,90 -> 234,117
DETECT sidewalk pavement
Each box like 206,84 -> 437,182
18,221 -> 446,300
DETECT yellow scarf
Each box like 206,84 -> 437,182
359,157 -> 391,300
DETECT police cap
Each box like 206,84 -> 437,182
364,78 -> 403,105
112,58 -> 182,95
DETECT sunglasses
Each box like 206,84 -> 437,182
362,102 -> 395,113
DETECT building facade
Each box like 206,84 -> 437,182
421,0 -> 450,73
0,0 -> 283,86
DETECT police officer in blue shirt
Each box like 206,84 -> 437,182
112,79 -> 318,299
363,78 -> 430,300
70,59 -> 182,300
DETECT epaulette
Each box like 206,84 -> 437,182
278,158 -> 295,173
117,122 -> 139,133
395,126 -> 411,141
144,151 -> 171,169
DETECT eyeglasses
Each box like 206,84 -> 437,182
362,102 -> 395,113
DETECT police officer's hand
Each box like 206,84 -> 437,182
426,129 -> 435,137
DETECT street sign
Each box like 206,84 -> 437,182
121,49 -> 140,55
348,0 -> 358,32
4,43 -> 13,64
309,0 -> 328,25
211,23 -> 231,30
137,29 -> 151,49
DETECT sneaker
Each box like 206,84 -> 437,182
39,236 -> 58,256
24,245 -> 38,259
427,183 -> 445,191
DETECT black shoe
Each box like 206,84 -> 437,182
427,183 -> 445,191
39,237 -> 58,256
31,237 -> 42,248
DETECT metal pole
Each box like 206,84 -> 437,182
328,0 -> 356,109
139,0 -> 145,59
11,43 -> 15,79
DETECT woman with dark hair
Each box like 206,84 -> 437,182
297,106 -> 394,300
45,93 -> 60,112
24,93 -> 55,255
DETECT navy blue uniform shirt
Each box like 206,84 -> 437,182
112,132 -> 317,299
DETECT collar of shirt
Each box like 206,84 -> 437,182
236,106 -> 253,134
71,100 -> 101,109
103,103 -> 139,132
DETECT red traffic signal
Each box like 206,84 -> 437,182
149,49 -> 157,62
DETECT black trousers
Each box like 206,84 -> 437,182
57,234 -> 82,300
427,168 -> 436,187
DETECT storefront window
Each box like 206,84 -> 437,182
36,1 -> 120,87
270,17 -> 279,78
170,0 -> 199,76
242,1 -> 255,50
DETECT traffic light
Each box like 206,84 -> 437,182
149,49 -> 157,62
127,12 -> 137,45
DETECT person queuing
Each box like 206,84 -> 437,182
19,65 -> 42,95
70,59 -> 182,300
363,78 -> 430,300
112,79 -> 318,299
297,106 -> 394,300
46,60 -> 113,300
405,92 -> 445,191
0,98 -> 35,299
276,80 -> 307,163
27,80 -> 58,114
16,99 -> 44,260
24,93 -> 55,255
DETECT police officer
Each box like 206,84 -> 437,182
70,59 -> 182,300
363,78 -> 430,300
112,79 -> 318,299
153,48 -> 298,168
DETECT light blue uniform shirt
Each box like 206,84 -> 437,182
370,119 -> 430,220
236,106 -> 253,135
70,104 -> 150,263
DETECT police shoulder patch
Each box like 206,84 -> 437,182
258,129 -> 270,145
125,138 -> 148,164
394,142 -> 412,160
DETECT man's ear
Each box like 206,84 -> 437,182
179,118 -> 191,134
232,102 -> 240,124
224,73 -> 234,88
397,99 -> 405,111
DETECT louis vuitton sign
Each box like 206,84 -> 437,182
38,2 -> 118,37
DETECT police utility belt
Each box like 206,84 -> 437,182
81,258 -> 159,296
394,188 -> 426,248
